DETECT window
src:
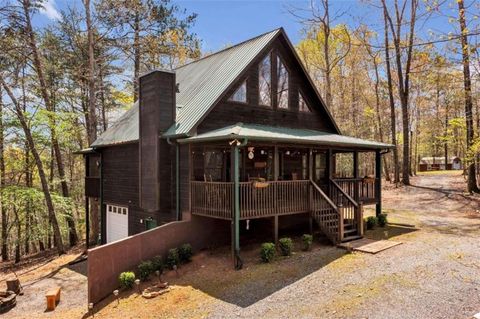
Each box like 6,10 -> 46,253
106,204 -> 128,215
229,80 -> 247,103
299,92 -> 311,112
259,54 -> 271,106
277,56 -> 289,109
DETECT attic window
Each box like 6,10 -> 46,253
259,54 -> 271,106
299,92 -> 311,112
229,80 -> 247,103
277,57 -> 289,109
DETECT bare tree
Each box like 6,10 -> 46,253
382,0 -> 418,185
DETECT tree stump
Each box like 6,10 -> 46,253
6,279 -> 21,295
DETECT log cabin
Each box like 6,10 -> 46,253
79,28 -> 393,268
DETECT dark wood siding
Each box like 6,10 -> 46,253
197,37 -> 337,134
102,143 -> 139,207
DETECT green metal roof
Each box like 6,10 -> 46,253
91,103 -> 139,147
165,28 -> 281,137
178,123 -> 394,149
91,29 -> 281,147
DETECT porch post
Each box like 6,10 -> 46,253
327,148 -> 333,196
308,149 -> 313,234
375,150 -> 382,217
232,141 -> 243,269
353,151 -> 359,201
85,155 -> 90,249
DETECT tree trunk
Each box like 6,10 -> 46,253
0,87 -> 7,261
133,10 -> 141,102
457,0 -> 479,193
0,76 -> 65,254
21,0 -> 78,245
383,5 -> 400,184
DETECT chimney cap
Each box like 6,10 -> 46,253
139,69 -> 176,78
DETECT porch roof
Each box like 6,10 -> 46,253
178,123 -> 395,150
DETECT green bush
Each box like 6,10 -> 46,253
119,271 -> 135,289
377,213 -> 388,227
366,216 -> 377,230
166,248 -> 180,269
278,237 -> 293,256
138,260 -> 154,281
260,242 -> 276,263
179,243 -> 193,263
151,255 -> 164,273
301,234 -> 313,251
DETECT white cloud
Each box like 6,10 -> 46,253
39,0 -> 61,21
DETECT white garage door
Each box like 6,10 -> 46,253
106,204 -> 129,243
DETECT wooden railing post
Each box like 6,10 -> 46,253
357,201 -> 364,236
338,201 -> 344,242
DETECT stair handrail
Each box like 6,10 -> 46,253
330,178 -> 358,208
310,179 -> 338,211
310,179 -> 342,243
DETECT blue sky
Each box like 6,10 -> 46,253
35,0 -> 468,53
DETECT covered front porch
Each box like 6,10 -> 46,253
179,123 -> 391,268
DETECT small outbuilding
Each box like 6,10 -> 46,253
418,156 -> 462,171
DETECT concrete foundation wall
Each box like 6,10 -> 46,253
88,214 -> 229,303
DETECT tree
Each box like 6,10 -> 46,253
96,0 -> 200,101
382,0 -> 419,185
0,86 -> 7,261
457,0 -> 479,193
0,76 -> 65,254
20,0 -> 78,245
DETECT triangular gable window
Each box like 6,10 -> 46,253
229,80 -> 247,103
299,92 -> 311,112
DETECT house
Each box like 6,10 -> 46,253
418,156 -> 462,171
80,28 -> 393,268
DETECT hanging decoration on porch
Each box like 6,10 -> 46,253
248,147 -> 255,160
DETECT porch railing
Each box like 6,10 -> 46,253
332,178 -> 378,203
191,181 -> 234,219
191,180 -> 310,220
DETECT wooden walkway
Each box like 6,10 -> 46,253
338,238 -> 402,254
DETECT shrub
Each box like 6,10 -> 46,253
138,260 -> 154,281
151,255 -> 164,273
301,234 -> 313,251
179,243 -> 193,263
278,237 -> 293,256
260,242 -> 276,263
377,213 -> 388,227
166,248 -> 180,269
119,271 -> 135,289
366,216 -> 377,230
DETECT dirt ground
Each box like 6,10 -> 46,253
3,171 -> 480,318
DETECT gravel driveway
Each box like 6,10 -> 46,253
201,172 -> 480,319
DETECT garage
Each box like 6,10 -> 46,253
106,204 -> 129,243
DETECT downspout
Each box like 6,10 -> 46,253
231,138 -> 248,270
98,149 -> 105,245
167,138 -> 180,221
